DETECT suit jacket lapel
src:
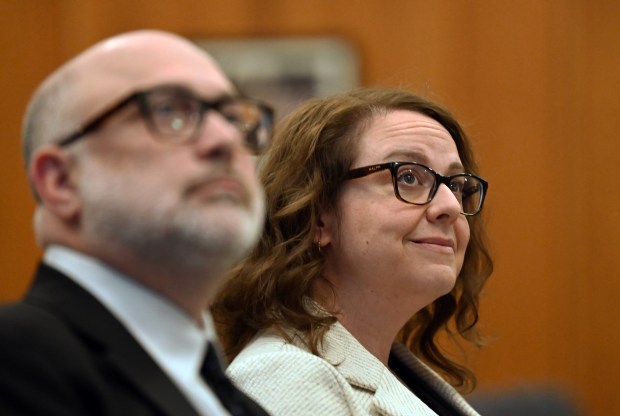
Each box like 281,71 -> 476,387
373,372 -> 440,416
389,342 -> 480,416
25,263 -> 200,416
319,322 -> 438,416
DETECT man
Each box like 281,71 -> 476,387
0,30 -> 272,416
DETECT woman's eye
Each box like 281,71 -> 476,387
449,182 -> 463,193
398,171 -> 418,185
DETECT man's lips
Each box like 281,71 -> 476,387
185,176 -> 248,202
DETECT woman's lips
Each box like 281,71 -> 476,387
411,237 -> 455,252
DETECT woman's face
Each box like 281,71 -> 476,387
320,110 -> 470,315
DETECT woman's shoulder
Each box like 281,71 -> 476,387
227,328 -> 337,379
226,329 -> 364,416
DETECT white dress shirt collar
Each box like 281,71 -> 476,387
43,245 -> 229,415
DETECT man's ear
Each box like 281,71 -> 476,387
29,146 -> 81,220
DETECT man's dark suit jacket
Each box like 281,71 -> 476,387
0,263 -> 245,415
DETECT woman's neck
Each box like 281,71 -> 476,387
312,276 -> 412,366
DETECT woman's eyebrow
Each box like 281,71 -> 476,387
448,161 -> 465,172
384,150 -> 430,163
384,150 -> 465,172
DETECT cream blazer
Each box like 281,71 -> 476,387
227,322 -> 480,416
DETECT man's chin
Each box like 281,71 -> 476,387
192,210 -> 262,247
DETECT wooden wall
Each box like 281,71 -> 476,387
2,1 -> 619,414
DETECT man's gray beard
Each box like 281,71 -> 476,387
80,184 -> 263,279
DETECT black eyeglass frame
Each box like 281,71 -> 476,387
57,85 -> 275,153
344,161 -> 488,216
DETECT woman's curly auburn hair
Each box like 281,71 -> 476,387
212,87 -> 493,392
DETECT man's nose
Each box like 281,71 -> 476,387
192,111 -> 247,159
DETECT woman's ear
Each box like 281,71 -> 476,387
315,208 -> 336,248
29,146 -> 81,220
314,219 -> 323,246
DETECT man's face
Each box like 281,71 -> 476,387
73,35 -> 265,271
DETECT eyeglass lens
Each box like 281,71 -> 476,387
141,88 -> 272,152
395,164 -> 484,214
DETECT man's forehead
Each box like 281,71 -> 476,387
81,32 -> 231,92
51,31 -> 234,120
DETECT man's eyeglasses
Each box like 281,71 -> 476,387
344,161 -> 488,216
57,85 -> 275,154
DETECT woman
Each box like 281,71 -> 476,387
212,88 -> 493,416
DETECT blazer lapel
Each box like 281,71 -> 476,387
372,372 -> 440,416
389,342 -> 481,416
26,263 -> 200,416
319,322 -> 437,416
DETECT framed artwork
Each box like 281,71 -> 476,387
196,37 -> 359,120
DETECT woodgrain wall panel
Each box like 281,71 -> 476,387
2,1 -> 619,414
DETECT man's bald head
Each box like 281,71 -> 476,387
22,30 -> 233,169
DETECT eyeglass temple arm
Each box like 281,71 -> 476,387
58,93 -> 139,147
344,164 -> 390,180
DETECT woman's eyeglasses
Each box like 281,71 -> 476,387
344,161 -> 488,216
57,84 -> 274,154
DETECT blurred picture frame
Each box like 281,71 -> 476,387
195,37 -> 359,120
